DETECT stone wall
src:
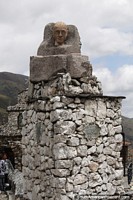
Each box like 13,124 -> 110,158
22,74 -> 125,200
21,22 -> 126,199
0,90 -> 28,171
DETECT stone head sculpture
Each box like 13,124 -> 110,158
31,22 -> 94,83
53,22 -> 68,46
37,22 -> 81,55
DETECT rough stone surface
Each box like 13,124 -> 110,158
30,55 -> 67,82
22,91 -> 125,199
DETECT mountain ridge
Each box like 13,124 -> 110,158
0,71 -> 28,124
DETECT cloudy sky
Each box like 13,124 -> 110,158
0,0 -> 133,118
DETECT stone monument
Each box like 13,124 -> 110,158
30,22 -> 95,83
22,22 -> 125,200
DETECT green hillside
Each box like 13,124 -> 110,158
122,116 -> 133,143
0,72 -> 28,124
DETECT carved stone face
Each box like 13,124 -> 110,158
53,22 -> 68,46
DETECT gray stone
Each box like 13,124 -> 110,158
72,109 -> 85,121
54,120 -> 76,135
87,146 -> 96,154
80,167 -> 90,176
107,183 -> 116,195
66,182 -> 73,192
89,173 -> 102,187
51,169 -> 70,177
53,102 -> 65,109
62,96 -> 74,104
53,143 -> 77,159
115,133 -> 123,142
50,109 -> 72,122
81,156 -> 92,167
98,154 -> 106,163
97,144 -> 104,153
77,145 -> 87,157
55,160 -> 73,169
83,123 -> 100,139
83,115 -> 95,124
85,100 -> 97,116
67,54 -> 88,78
72,165 -> 81,175
67,136 -> 80,146
73,157 -> 82,165
114,126 -> 122,134
107,156 -> 116,165
50,96 -> 61,102
68,85 -> 83,94
32,186 -> 40,200
115,169 -> 123,180
106,109 -> 115,118
108,124 -> 115,136
97,100 -> 107,119
103,146 -> 113,155
87,139 -> 96,147
30,55 -> 67,82
73,174 -> 88,185
55,194 -> 70,200
53,134 -> 68,144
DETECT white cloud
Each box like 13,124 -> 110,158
82,27 -> 133,58
116,65 -> 133,92
0,0 -> 133,117
0,0 -> 133,62
94,65 -> 133,118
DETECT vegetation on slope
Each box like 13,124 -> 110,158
0,72 -> 28,124
122,116 -> 133,142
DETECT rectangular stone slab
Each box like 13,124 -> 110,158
30,55 -> 67,82
67,54 -> 89,78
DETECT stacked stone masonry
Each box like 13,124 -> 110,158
0,91 -> 28,171
22,73 -> 125,200
22,22 -> 125,199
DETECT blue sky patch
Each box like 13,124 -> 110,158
91,54 -> 133,72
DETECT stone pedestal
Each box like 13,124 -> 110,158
22,22 -> 125,200
22,90 -> 125,200
30,54 -> 90,82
